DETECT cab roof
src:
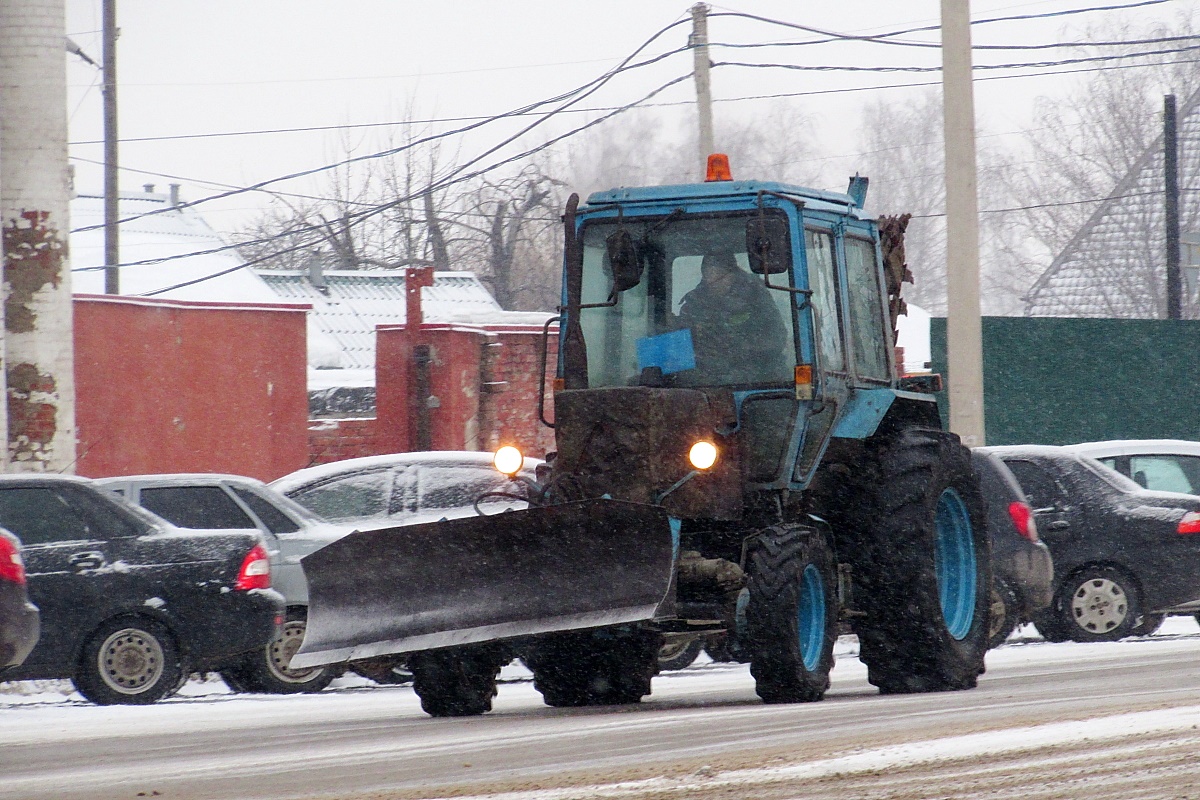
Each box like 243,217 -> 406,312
583,180 -> 871,220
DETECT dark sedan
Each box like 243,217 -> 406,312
972,450 -> 1054,648
982,445 -> 1200,642
0,475 -> 284,704
0,528 -> 39,672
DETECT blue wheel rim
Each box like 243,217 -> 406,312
935,487 -> 976,640
797,563 -> 826,671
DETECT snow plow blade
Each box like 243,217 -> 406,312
291,499 -> 676,668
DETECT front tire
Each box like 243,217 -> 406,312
745,524 -> 838,703
74,618 -> 185,705
1057,566 -> 1140,642
409,646 -> 508,717
854,428 -> 990,694
525,628 -> 662,707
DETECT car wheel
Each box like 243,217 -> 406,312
657,636 -> 705,671
988,578 -> 1019,649
1131,613 -> 1165,637
74,618 -> 186,705
350,656 -> 413,685
230,610 -> 339,694
1057,566 -> 1140,642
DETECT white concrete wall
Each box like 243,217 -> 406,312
0,0 -> 77,471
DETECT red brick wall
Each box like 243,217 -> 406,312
306,417 -> 383,466
74,295 -> 311,482
373,322 -> 558,460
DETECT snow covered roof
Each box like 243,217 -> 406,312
255,270 -> 554,370
1024,87 -> 1200,319
70,189 -> 280,304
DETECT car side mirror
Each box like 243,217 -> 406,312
605,230 -> 643,292
746,216 -> 789,274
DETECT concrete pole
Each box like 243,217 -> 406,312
940,0 -> 986,447
0,0 -> 78,472
102,0 -> 119,294
691,3 -> 714,178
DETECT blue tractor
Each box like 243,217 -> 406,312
294,158 -> 990,717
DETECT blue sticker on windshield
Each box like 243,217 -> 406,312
636,329 -> 696,375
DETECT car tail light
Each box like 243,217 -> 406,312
0,538 -> 26,585
1008,501 -> 1039,541
1177,511 -> 1200,535
234,543 -> 271,590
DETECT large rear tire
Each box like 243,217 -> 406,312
855,428 -> 990,694
746,524 -> 838,703
525,628 -> 662,707
409,646 -> 508,717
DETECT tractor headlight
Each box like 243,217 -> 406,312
688,441 -> 718,471
493,445 -> 524,477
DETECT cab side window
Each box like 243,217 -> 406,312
843,236 -> 890,382
805,229 -> 844,372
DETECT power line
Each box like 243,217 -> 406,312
712,41 -> 1200,75
711,32 -> 1200,53
711,0 -> 1171,44
910,190 -> 1163,219
71,19 -> 693,235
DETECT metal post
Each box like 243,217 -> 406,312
691,3 -> 714,177
1165,94 -> 1181,320
102,0 -> 119,294
941,0 -> 986,446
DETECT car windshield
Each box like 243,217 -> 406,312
577,211 -> 797,389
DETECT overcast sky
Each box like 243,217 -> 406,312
64,0 -> 1198,237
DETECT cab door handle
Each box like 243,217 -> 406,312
1045,520 -> 1070,531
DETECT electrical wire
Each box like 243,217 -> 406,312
712,41 -> 1200,75
71,18 -> 693,235
910,190 -> 1162,219
711,33 -> 1200,53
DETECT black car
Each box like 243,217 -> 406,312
981,445 -> 1200,642
971,450 -> 1054,648
0,528 -> 39,672
0,475 -> 284,705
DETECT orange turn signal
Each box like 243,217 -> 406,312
705,153 -> 733,182
795,364 -> 813,401
552,377 -> 565,391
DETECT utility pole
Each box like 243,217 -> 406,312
691,3 -> 714,178
1164,94 -> 1181,320
102,0 -> 119,294
941,0 -> 986,447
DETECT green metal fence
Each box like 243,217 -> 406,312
929,317 -> 1200,445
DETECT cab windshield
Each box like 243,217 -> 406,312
577,212 -> 798,389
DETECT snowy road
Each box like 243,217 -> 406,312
3,622 -> 1200,800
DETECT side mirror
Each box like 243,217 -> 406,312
746,217 -> 790,274
605,230 -> 643,292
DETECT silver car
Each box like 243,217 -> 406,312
269,451 -> 540,526
96,474 -> 356,693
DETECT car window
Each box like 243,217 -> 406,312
1001,460 -> 1070,510
416,466 -> 520,513
139,486 -> 256,529
231,487 -> 301,534
1129,455 -> 1200,494
0,485 -> 144,545
289,469 -> 391,522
